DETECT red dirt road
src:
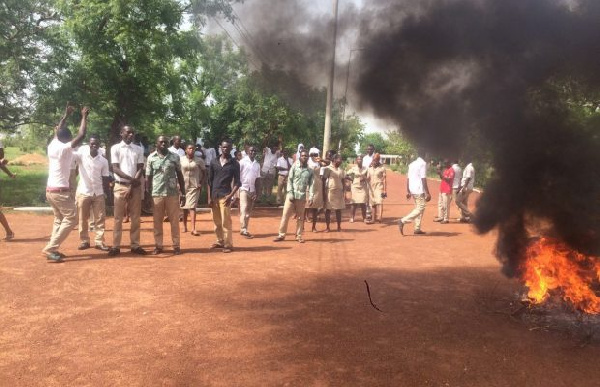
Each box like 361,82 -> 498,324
1,171 -> 598,386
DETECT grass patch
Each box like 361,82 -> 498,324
0,164 -> 48,207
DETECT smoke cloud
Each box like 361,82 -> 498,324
221,0 -> 600,275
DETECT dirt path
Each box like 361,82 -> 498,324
1,171 -> 598,386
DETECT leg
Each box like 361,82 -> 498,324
413,195 -> 427,231
360,204 -> 367,221
211,199 -> 224,245
277,198 -> 294,237
77,194 -> 91,244
239,190 -> 249,234
92,194 -> 106,246
436,193 -> 443,220
0,210 -> 13,238
219,198 -> 233,248
377,202 -> 383,223
294,199 -> 307,239
372,205 -> 378,222
165,196 -> 181,248
182,209 -> 189,232
190,209 -> 198,234
311,208 -> 318,231
350,204 -> 356,222
112,184 -> 127,248
335,209 -> 342,231
128,186 -> 142,248
43,192 -> 77,254
152,197 -> 165,249
325,209 -> 331,231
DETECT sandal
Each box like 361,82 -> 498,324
4,232 -> 14,241
209,243 -> 224,249
191,231 -> 200,236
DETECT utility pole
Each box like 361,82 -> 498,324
322,0 -> 339,156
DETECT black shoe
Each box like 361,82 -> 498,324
173,247 -> 182,255
459,218 -> 471,223
153,247 -> 163,255
414,230 -> 426,235
46,251 -> 64,262
78,242 -> 90,250
398,220 -> 405,236
131,247 -> 147,255
95,243 -> 110,251
107,248 -> 120,257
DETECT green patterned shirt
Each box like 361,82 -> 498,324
146,151 -> 182,197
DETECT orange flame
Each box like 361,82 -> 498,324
522,237 -> 600,314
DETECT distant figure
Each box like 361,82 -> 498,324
260,145 -> 279,200
207,139 -> 241,253
273,150 -> 314,243
42,104 -> 89,262
73,135 -> 110,251
456,161 -> 475,223
434,159 -> 455,224
238,146 -> 261,239
398,151 -> 431,235
367,153 -> 387,224
109,125 -> 147,257
0,139 -> 16,240
294,143 -> 305,162
168,135 -> 185,157
306,148 -> 325,232
147,136 -> 186,255
323,154 -> 347,232
362,143 -> 376,221
276,149 -> 293,205
180,144 -> 206,236
347,155 -> 369,223
451,160 -> 463,220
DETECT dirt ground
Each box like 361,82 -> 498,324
1,171 -> 599,386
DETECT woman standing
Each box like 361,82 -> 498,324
180,144 -> 206,235
346,155 -> 368,223
367,153 -> 387,223
323,154 -> 346,232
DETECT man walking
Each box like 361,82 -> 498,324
207,139 -> 241,253
362,144 -> 375,220
273,150 -> 315,243
0,139 -> 16,240
434,159 -> 455,224
168,135 -> 185,156
74,135 -> 110,251
42,104 -> 89,262
398,151 -> 431,235
451,160 -> 463,220
456,161 -> 475,223
146,136 -> 186,255
276,149 -> 293,205
109,125 -> 146,256
239,146 -> 261,239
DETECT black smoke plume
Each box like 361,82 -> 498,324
356,0 -> 600,275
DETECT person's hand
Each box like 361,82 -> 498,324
81,106 -> 90,118
131,178 -> 141,187
425,193 -> 432,202
406,193 -> 412,200
179,194 -> 186,207
224,195 -> 233,207
65,102 -> 75,116
308,199 -> 313,207
251,193 -> 257,201
124,188 -> 132,200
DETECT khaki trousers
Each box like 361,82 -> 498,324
401,194 -> 427,231
44,191 -> 78,253
437,192 -> 452,221
278,197 -> 306,238
261,172 -> 275,197
277,175 -> 288,204
456,188 -> 473,219
113,183 -> 142,249
152,196 -> 181,248
211,197 -> 233,248
77,193 -> 106,245
239,190 -> 255,234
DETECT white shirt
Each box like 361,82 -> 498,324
47,138 -> 74,188
204,147 -> 217,166
451,163 -> 463,189
362,153 -> 374,168
168,146 -> 185,157
262,148 -> 279,174
73,148 -> 109,196
239,158 -> 261,193
277,156 -> 293,176
407,157 -> 427,195
110,141 -> 145,183
461,163 -> 475,190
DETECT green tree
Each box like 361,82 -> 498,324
359,132 -> 387,155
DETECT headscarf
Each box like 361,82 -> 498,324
295,143 -> 305,161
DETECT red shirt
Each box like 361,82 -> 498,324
440,167 -> 455,194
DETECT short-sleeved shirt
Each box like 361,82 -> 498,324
451,164 -> 463,189
440,167 -> 455,194
407,157 -> 427,195
180,155 -> 205,190
362,153 -> 374,169
73,148 -> 109,196
168,146 -> 185,157
208,156 -> 241,199
111,141 -> 145,183
277,156 -> 293,176
47,138 -> 74,188
287,161 -> 315,201
146,151 -> 182,197
240,158 -> 261,193
462,163 -> 475,190
262,149 -> 279,174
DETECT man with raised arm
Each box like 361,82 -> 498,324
42,104 -> 89,262
109,125 -> 146,257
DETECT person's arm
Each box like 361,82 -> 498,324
252,166 -> 261,200
55,103 -> 75,138
422,178 -> 431,201
101,159 -> 110,195
176,168 -> 186,206
382,169 -> 387,195
207,162 -> 214,205
224,162 -> 241,206
145,158 -> 153,196
70,106 -> 89,148
406,178 -> 412,199
286,164 -> 295,201
307,169 -> 315,207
